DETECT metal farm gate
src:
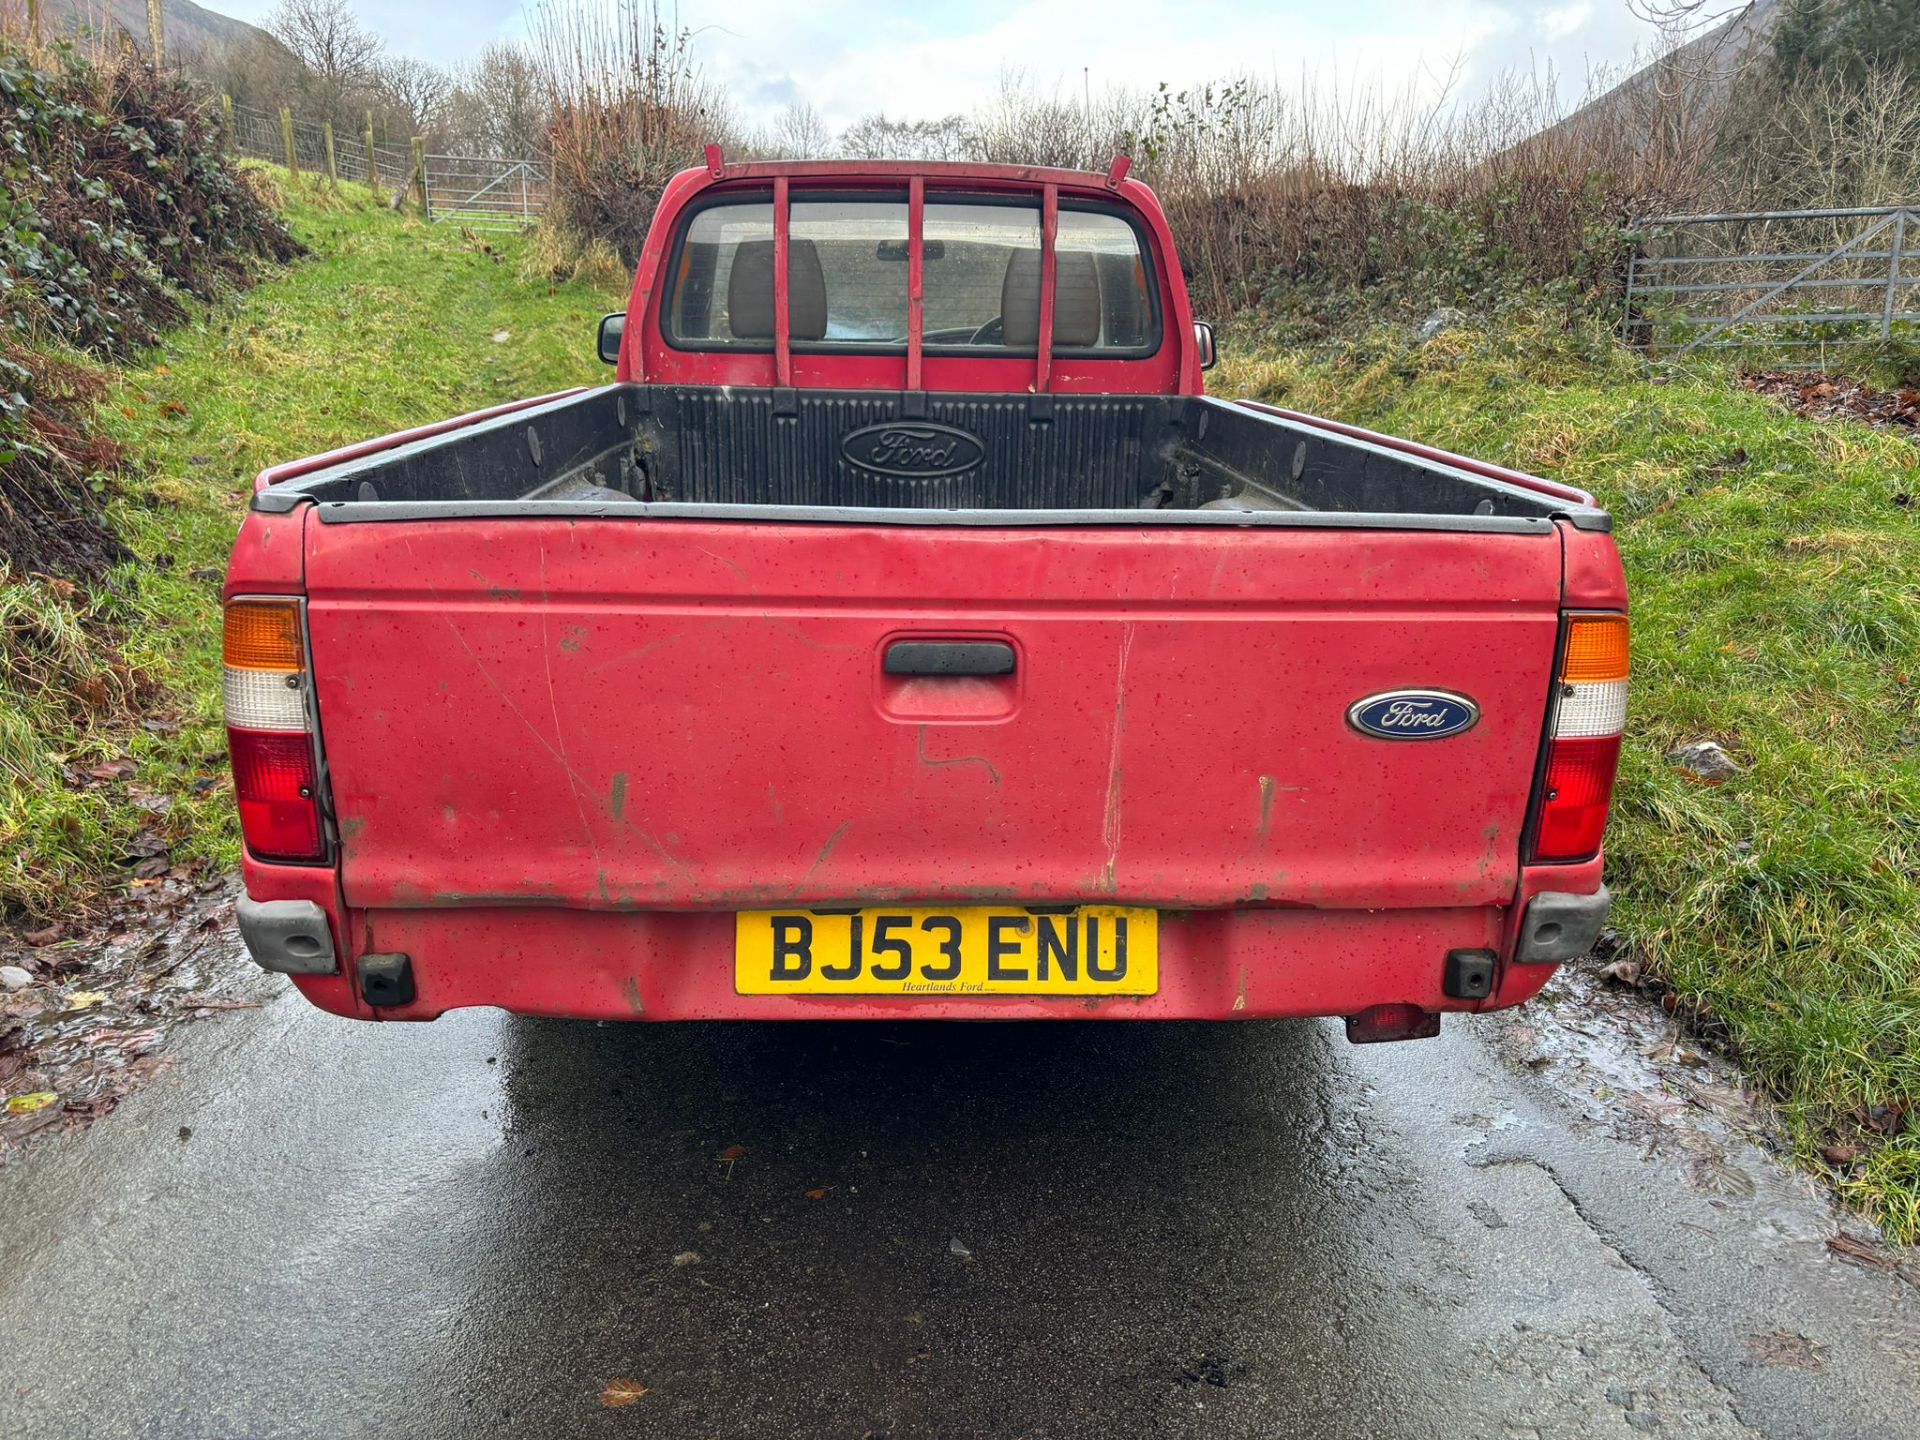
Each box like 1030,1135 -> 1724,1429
422,155 -> 550,230
1626,205 -> 1918,357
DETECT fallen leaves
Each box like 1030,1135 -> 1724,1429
1687,1081 -> 1761,1129
1746,1330 -> 1825,1372
0,876 -> 242,1154
1599,958 -> 1643,987
599,1379 -> 648,1408
804,1186 -> 832,1201
1743,370 -> 1920,440
1826,1233 -> 1899,1272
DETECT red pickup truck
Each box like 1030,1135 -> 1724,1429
222,154 -> 1626,1041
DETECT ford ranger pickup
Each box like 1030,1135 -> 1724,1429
222,152 -> 1626,1040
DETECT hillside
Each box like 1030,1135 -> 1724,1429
26,0 -> 290,61
1552,0 -> 1782,145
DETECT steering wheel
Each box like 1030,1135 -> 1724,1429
966,317 -> 1005,346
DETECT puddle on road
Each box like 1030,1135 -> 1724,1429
1484,957 -> 1850,1240
0,875 -> 264,1154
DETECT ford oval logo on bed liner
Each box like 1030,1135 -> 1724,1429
1348,690 -> 1481,740
841,422 -> 984,478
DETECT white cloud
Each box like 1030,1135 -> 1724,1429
234,0 -> 1668,126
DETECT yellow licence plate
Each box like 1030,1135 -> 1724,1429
734,906 -> 1159,997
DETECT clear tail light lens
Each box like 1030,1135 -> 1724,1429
1530,614 -> 1628,863
223,598 -> 326,863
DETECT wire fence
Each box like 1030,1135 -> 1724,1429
222,97 -> 549,231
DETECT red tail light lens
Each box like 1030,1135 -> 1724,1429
1533,733 -> 1622,862
229,727 -> 324,862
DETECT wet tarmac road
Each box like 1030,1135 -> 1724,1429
2,958 -> 1917,1439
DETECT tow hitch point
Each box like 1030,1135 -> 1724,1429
360,953 -> 416,1008
1443,949 -> 1497,1000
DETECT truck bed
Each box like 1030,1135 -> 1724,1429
252,384 -> 1609,532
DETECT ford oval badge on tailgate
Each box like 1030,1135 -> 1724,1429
1348,690 -> 1480,740
841,422 -> 984,478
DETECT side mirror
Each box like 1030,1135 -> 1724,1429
1193,320 -> 1218,371
597,312 -> 625,365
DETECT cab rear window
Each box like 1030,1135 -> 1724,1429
662,192 -> 1159,356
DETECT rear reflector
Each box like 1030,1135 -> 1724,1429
1345,1004 -> 1441,1044
1530,614 -> 1628,863
222,597 -> 326,863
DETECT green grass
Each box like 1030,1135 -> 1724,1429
1221,321 -> 1920,1243
1,170 -> 623,915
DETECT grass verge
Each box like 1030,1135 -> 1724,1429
1220,322 -> 1920,1243
3,170 -> 623,916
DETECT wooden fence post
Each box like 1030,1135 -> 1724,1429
412,135 -> 429,216
364,111 -> 378,187
220,94 -> 235,154
281,108 -> 298,175
322,121 -> 338,186
145,0 -> 165,67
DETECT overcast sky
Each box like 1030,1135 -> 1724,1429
212,0 -> 1669,129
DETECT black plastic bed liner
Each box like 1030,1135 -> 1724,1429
252,383 -> 1610,532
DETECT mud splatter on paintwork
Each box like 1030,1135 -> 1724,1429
915,726 -> 1001,785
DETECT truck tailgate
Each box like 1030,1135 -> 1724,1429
302,516 -> 1565,912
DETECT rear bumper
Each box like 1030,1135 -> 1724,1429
253,898 -> 1593,1029
241,856 -> 1609,1024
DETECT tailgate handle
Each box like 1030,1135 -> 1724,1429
884,641 -> 1016,677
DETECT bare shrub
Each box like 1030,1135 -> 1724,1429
838,111 -> 973,161
528,0 -> 735,265
371,54 -> 449,135
967,69 -> 1134,168
1714,64 -> 1920,209
265,0 -> 380,130
439,42 -> 548,158
1122,65 -> 1721,321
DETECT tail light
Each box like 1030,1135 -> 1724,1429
1529,613 -> 1628,863
223,598 -> 326,863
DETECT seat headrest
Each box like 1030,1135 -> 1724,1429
727,238 -> 829,342
1000,248 -> 1103,349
